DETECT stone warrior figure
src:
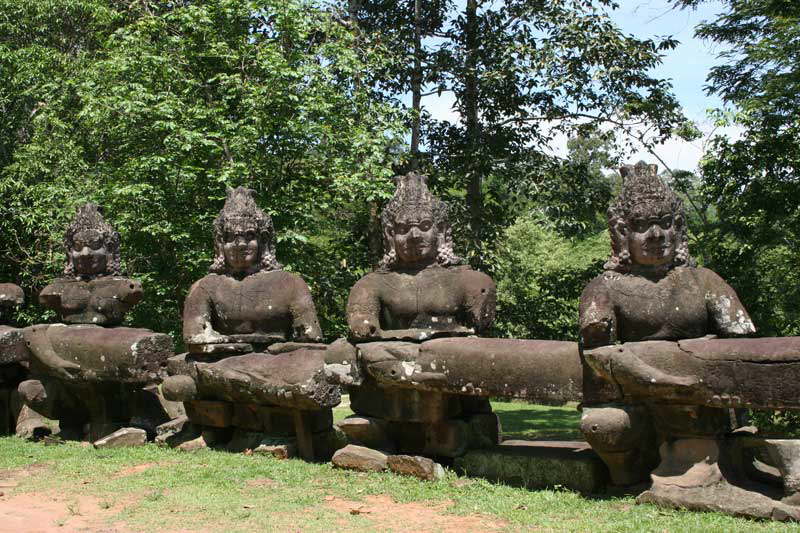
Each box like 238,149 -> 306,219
579,161 -> 756,485
18,203 -> 177,442
337,172 -> 507,458
162,187 -> 340,460
348,171 -> 495,340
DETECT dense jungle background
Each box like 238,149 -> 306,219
0,0 -> 798,351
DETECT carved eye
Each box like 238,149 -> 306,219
418,220 -> 432,231
245,231 -> 256,241
659,215 -> 673,229
631,219 -> 648,233
395,224 -> 409,234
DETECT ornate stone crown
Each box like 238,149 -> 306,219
605,161 -> 692,273
63,203 -> 121,277
210,186 -> 282,274
378,171 -> 462,270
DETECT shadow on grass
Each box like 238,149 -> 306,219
492,401 -> 583,441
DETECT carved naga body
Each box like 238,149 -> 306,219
161,187 -> 339,460
18,204 -> 176,442
579,162 -> 800,521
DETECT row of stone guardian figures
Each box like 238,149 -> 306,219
2,162 -> 800,521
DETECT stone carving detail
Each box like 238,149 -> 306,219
579,162 -> 800,521
339,172 -> 581,460
161,187 -> 339,460
18,203 -> 176,442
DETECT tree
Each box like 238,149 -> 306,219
351,0 -> 691,264
0,0 -> 405,341
671,0 -> 800,337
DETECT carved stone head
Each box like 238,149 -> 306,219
605,161 -> 692,273
379,172 -> 462,270
63,203 -> 121,278
210,186 -> 281,275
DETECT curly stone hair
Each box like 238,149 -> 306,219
63,203 -> 121,277
378,171 -> 463,271
210,186 -> 282,274
605,161 -> 693,273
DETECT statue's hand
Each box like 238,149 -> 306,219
53,359 -> 81,381
350,321 -> 379,340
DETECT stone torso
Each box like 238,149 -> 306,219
39,277 -> 142,326
190,270 -> 311,339
605,268 -> 710,342
376,268 -> 470,330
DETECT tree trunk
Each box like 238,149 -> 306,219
464,0 -> 482,260
410,0 -> 423,166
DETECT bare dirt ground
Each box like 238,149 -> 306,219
0,464 -> 129,533
0,463 -> 508,533
324,494 -> 508,532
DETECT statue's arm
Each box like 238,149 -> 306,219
702,268 -> 756,336
289,276 -> 323,342
347,276 -> 382,340
182,279 -> 229,346
579,276 -> 618,348
461,270 -> 496,333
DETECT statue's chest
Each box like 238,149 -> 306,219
209,277 -> 290,322
611,273 -> 708,340
379,272 -> 462,317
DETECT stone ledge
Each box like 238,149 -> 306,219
454,440 -> 608,494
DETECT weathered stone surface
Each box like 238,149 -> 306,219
0,326 -> 28,365
154,415 -> 190,446
466,412 -> 501,450
349,380 -> 461,423
40,277 -> 143,327
455,440 -> 608,494
387,454 -> 444,481
184,400 -> 233,428
193,349 -> 339,410
93,427 -> 147,448
15,404 -> 51,441
638,438 -> 800,521
336,415 -> 393,451
584,337 -> 800,410
162,375 -> 198,402
23,324 -> 172,383
253,438 -> 297,459
332,444 -> 388,472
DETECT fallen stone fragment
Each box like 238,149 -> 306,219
253,439 -> 297,459
336,415 -> 393,451
93,427 -> 147,449
331,444 -> 388,472
387,454 -> 444,481
15,405 -> 52,441
154,415 -> 189,446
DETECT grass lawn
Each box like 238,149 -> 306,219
0,400 -> 794,532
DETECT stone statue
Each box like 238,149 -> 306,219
161,187 -> 340,459
579,162 -> 800,521
348,172 -> 495,341
337,172 -> 582,459
18,203 -> 177,442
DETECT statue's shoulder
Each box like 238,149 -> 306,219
450,265 -> 495,287
581,270 -> 623,300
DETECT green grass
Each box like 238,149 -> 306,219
0,401 -> 795,532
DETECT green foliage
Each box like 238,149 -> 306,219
0,0 -> 405,342
493,215 -> 608,341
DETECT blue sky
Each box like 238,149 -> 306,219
419,0 -> 735,171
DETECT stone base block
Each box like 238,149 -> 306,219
454,440 -> 608,494
93,427 -> 147,449
332,444 -> 388,472
184,400 -> 234,428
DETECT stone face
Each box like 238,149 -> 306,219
93,427 -> 147,448
387,454 -> 444,481
455,440 -> 608,494
331,444 -> 388,472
